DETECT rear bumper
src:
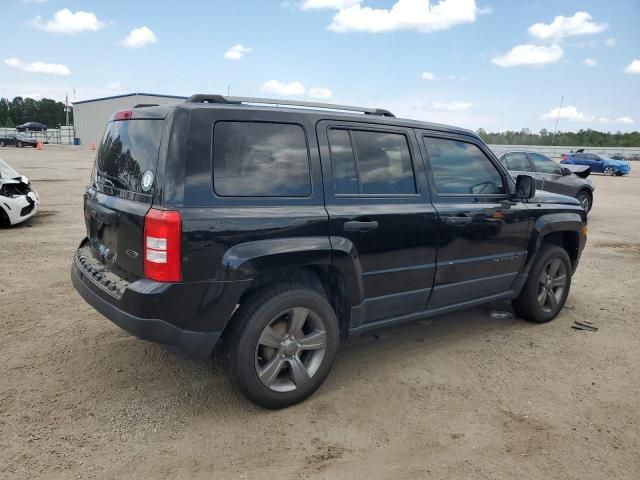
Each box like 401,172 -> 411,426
71,241 -> 250,358
72,264 -> 219,358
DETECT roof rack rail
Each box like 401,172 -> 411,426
186,94 -> 394,117
133,103 -> 159,108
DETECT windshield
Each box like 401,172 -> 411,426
0,158 -> 20,179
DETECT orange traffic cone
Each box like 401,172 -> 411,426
90,142 -> 96,151
36,141 -> 44,150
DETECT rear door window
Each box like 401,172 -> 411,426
529,153 -> 562,175
213,121 -> 311,197
504,152 -> 532,171
96,120 -> 163,194
328,129 -> 416,195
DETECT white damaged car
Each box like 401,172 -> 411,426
0,158 -> 39,226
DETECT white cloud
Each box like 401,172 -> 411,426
309,87 -> 332,99
449,73 -> 465,80
261,80 -> 306,96
431,101 -> 472,111
491,44 -> 563,67
106,81 -> 123,91
120,26 -> 157,49
5,57 -> 70,76
327,0 -> 480,34
604,37 -> 616,47
301,0 -> 360,9
224,44 -> 252,60
615,116 -> 634,125
624,59 -> 640,75
28,9 -> 105,34
421,71 -> 435,80
582,57 -> 597,67
540,105 -> 592,122
528,12 -> 607,40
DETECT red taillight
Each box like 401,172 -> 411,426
113,110 -> 133,121
143,208 -> 181,282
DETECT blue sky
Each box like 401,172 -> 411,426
2,0 -> 639,132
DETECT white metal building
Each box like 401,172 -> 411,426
73,93 -> 186,146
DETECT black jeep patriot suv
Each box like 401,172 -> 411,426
72,95 -> 587,408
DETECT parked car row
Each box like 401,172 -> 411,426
0,133 -> 38,148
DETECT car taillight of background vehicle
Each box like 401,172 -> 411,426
143,208 -> 181,282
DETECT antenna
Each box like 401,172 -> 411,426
550,95 -> 564,147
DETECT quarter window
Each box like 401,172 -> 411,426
213,121 -> 311,197
329,129 -> 416,195
423,137 -> 505,195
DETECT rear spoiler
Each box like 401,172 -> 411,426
563,164 -> 591,178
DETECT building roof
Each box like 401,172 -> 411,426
73,92 -> 187,105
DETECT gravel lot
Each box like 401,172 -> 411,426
1,145 -> 638,479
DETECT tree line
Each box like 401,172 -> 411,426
0,97 -> 73,129
476,128 -> 640,147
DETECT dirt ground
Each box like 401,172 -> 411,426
1,145 -> 638,480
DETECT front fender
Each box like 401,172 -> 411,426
525,212 -> 586,274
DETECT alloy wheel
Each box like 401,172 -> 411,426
577,193 -> 590,211
603,167 -> 614,176
537,258 -> 568,313
254,307 -> 327,392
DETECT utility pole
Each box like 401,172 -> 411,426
65,93 -> 70,145
227,85 -> 231,96
550,95 -> 564,148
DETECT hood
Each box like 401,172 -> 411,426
532,190 -> 580,206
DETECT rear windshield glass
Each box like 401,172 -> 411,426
95,119 -> 163,194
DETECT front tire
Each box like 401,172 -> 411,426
576,190 -> 592,213
225,284 -> 339,409
16,141 -> 23,148
603,166 -> 614,176
513,245 -> 572,323
0,141 -> 5,147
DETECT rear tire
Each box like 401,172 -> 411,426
576,190 -> 592,213
16,141 -> 23,148
225,284 -> 339,409
513,245 -> 572,323
0,141 -> 5,147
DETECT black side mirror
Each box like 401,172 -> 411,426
515,175 -> 536,199
562,167 -> 571,176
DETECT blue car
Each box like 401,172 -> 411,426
561,152 -> 631,176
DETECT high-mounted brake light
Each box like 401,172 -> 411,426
113,110 -> 133,121
143,208 -> 181,282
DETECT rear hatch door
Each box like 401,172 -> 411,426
85,114 -> 165,279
